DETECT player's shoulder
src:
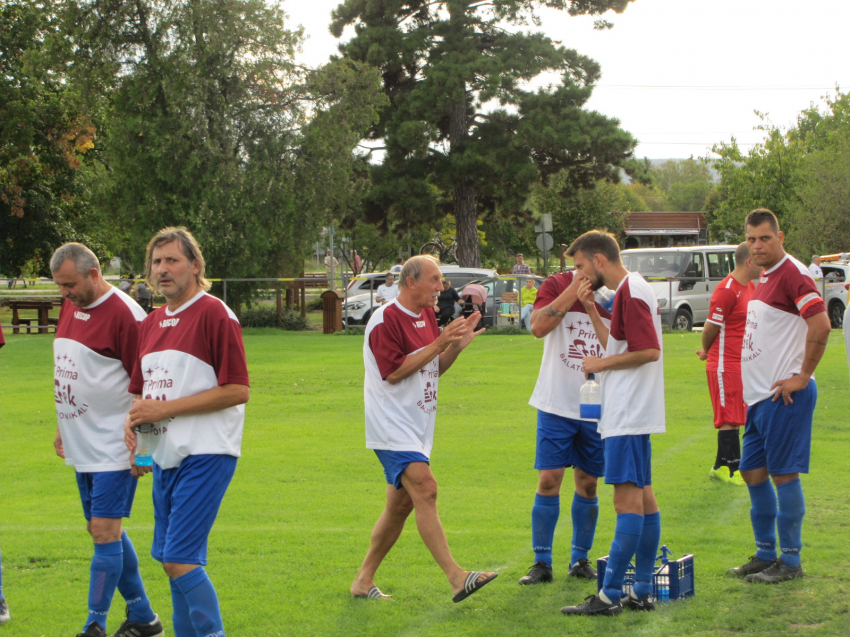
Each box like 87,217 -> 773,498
111,288 -> 148,321
541,270 -> 571,292
624,272 -> 654,300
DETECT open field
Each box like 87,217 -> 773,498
1,329 -> 849,636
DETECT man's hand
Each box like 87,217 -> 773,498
448,312 -> 483,351
130,462 -> 152,478
124,411 -> 137,453
577,278 -> 595,310
695,349 -> 708,361
583,356 -> 604,374
435,315 -> 472,349
771,374 -> 810,405
128,397 -> 171,427
54,428 -> 65,459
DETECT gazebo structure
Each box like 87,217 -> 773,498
622,212 -> 708,249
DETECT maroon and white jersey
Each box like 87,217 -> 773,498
528,271 -> 611,420
599,273 -> 665,438
363,299 -> 440,456
742,255 -> 825,405
54,288 -> 146,472
129,291 -> 249,470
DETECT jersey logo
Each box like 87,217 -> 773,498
711,313 -> 723,322
759,275 -> 769,284
74,311 -> 91,321
159,318 -> 180,328
413,320 -> 426,328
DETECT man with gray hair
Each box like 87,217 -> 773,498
51,243 -> 162,637
351,255 -> 498,603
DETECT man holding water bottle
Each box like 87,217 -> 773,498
560,230 -> 665,616
125,227 -> 249,637
50,243 -> 162,637
517,267 -> 611,587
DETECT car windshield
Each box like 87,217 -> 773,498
623,252 -> 688,279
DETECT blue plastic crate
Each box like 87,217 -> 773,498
595,547 -> 694,602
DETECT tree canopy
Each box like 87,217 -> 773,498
331,0 -> 638,266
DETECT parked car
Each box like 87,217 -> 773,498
818,255 -> 850,328
342,265 -> 497,326
621,245 -> 739,331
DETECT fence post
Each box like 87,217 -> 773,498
276,284 -> 283,328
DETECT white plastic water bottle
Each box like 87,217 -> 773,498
579,374 -> 602,420
134,424 -> 154,467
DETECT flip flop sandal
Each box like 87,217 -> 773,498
452,571 -> 498,603
353,586 -> 392,600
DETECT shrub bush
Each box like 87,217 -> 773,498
240,305 -> 310,331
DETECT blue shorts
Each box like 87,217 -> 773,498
740,380 -> 816,475
535,411 -> 605,477
76,470 -> 138,521
604,435 -> 652,487
374,450 -> 429,490
152,454 -> 237,565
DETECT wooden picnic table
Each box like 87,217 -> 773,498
6,298 -> 63,334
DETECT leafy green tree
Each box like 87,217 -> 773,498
58,0 -> 384,309
331,0 -> 638,267
707,94 -> 850,249
0,1 -> 101,276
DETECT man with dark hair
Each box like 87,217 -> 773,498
513,254 -> 532,275
696,243 -> 762,485
517,254 -> 611,588
436,278 -> 461,326
351,255 -> 498,603
560,230 -> 665,616
728,209 -> 830,583
125,227 -> 250,636
50,242 -> 162,637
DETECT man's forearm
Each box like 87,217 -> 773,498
799,314 -> 831,378
161,384 -> 250,418
531,288 -> 579,338
597,348 -> 660,372
386,343 -> 444,385
585,305 -> 609,349
701,322 -> 721,352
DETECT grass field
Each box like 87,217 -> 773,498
1,329 -> 850,636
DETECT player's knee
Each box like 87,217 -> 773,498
412,477 -> 439,504
537,470 -> 564,494
89,519 -> 121,544
391,498 -> 415,518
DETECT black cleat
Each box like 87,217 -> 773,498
77,622 -> 107,637
568,558 -> 597,580
519,561 -> 553,585
110,610 -> 165,637
745,558 -> 803,584
561,594 -> 622,616
623,592 -> 656,611
727,555 -> 773,578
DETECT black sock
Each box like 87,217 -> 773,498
713,436 -> 723,470
718,429 -> 741,474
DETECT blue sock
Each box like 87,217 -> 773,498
776,479 -> 805,568
170,578 -> 195,637
86,540 -> 123,631
174,567 -> 225,637
748,480 -> 778,562
570,493 -> 599,566
601,513 -> 644,603
531,493 -> 560,567
633,511 -> 661,598
116,531 -> 156,624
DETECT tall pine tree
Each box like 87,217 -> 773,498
332,0 -> 638,266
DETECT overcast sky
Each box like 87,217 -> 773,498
280,0 -> 850,160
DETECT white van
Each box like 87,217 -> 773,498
621,245 -> 739,330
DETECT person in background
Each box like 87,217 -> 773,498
118,273 -> 134,295
808,255 -> 822,280
513,254 -> 532,275
436,278 -> 461,327
520,278 -> 538,331
696,243 -> 762,486
390,258 -> 404,275
376,273 -> 399,305
135,279 -> 153,314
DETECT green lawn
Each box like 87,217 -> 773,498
1,329 -> 849,636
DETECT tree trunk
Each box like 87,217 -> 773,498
450,97 -> 480,267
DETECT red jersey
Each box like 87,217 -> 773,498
705,275 -> 753,373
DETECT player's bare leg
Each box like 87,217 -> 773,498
401,462 -> 496,597
351,486 -> 414,596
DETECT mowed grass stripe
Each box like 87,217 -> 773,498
0,329 -> 848,636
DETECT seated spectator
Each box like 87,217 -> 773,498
376,273 -> 399,304
520,278 -> 538,331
